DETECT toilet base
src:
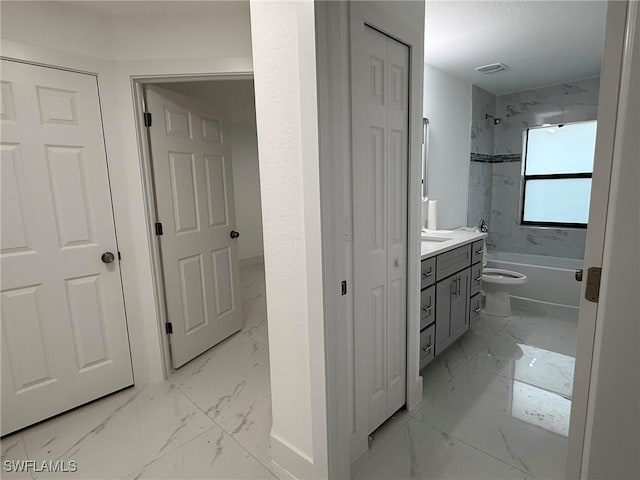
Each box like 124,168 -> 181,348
483,290 -> 512,317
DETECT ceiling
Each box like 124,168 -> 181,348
425,1 -> 607,95
65,1 -> 248,18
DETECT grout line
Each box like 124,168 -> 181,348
421,422 -> 543,480
170,383 -> 276,478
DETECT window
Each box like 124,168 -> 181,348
521,120 -> 597,228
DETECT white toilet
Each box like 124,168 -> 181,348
482,268 -> 528,317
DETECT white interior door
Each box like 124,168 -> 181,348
354,26 -> 409,434
145,86 -> 242,369
0,60 -> 133,435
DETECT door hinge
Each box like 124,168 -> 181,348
341,280 -> 347,296
118,251 -> 122,261
143,112 -> 152,127
165,322 -> 173,334
155,222 -> 163,236
585,267 -> 602,303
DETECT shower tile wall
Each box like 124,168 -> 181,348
468,85 -> 496,230
469,77 -> 600,259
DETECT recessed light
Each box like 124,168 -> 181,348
475,63 -> 509,74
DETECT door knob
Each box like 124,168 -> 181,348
101,252 -> 115,264
575,269 -> 583,282
230,230 -> 240,239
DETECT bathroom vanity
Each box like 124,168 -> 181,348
419,230 -> 487,369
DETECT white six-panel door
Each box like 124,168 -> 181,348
145,86 -> 243,369
0,60 -> 133,435
354,27 -> 409,434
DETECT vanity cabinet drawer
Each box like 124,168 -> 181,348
436,245 -> 471,281
420,285 -> 435,330
469,293 -> 483,326
420,324 -> 435,369
420,257 -> 436,289
471,240 -> 485,265
470,263 -> 483,297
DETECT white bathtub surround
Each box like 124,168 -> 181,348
354,307 -> 576,480
486,252 -> 582,319
0,263 -> 275,480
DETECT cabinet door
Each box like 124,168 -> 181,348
420,324 -> 436,369
451,268 -> 471,340
470,263 -> 483,297
435,276 -> 455,354
420,285 -> 435,330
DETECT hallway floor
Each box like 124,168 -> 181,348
354,307 -> 577,480
1,260 -> 276,480
2,263 -> 578,480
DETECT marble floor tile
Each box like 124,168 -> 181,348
457,314 -> 510,360
415,363 -> 570,480
354,417 -> 534,480
125,427 -> 276,480
170,331 -> 271,424
473,333 -> 575,398
499,311 -> 578,357
218,395 -> 273,471
1,434 -> 32,479
420,341 -> 469,404
21,383 -> 215,479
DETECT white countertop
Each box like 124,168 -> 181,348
420,228 -> 488,259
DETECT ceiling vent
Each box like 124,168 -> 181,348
475,63 -> 509,74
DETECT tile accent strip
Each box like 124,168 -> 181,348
470,153 -> 521,163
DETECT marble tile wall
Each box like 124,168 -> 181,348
470,85 -> 496,155
468,78 -> 600,259
493,77 -> 601,155
467,160 -> 493,231
468,86 -> 496,230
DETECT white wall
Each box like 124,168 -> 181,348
424,64 -> 472,230
161,80 -> 264,261
249,1 -> 327,478
2,3 -> 325,477
1,0 -> 255,386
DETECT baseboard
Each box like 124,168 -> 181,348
269,431 -> 313,480
511,295 -> 579,321
239,254 -> 264,269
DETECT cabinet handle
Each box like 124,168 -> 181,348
457,277 -> 461,296
422,346 -> 432,355
474,306 -> 481,314
422,268 -> 433,279
475,275 -> 482,284
475,248 -> 484,255
421,305 -> 433,315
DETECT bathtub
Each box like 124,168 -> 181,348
485,251 -> 583,319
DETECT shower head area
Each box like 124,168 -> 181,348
485,113 -> 502,125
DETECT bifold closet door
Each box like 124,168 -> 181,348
354,26 -> 409,434
0,60 -> 133,435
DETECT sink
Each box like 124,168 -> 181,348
421,235 -> 452,243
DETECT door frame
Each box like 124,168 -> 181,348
566,1 -> 636,477
130,73 -> 254,377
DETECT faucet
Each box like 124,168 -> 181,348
478,219 -> 488,233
